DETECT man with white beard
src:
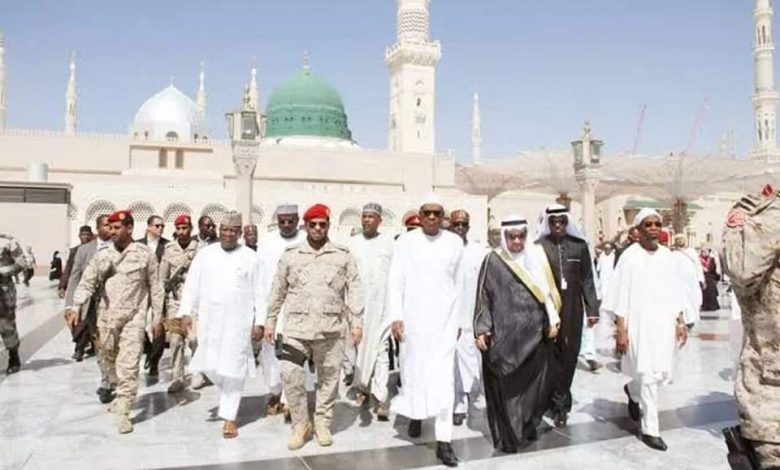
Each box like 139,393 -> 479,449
670,235 -> 704,328
388,194 -> 465,467
448,209 -> 489,426
177,211 -> 266,439
348,203 -> 394,420
602,208 -> 688,451
257,204 -> 307,420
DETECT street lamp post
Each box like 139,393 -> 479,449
226,87 -> 263,224
572,120 -> 603,245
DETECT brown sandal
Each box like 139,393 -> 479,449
223,421 -> 238,439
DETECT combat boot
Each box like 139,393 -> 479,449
6,347 -> 21,374
114,400 -> 133,434
315,424 -> 333,447
287,421 -> 313,450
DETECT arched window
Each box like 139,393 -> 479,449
251,205 -> 264,225
158,149 -> 168,168
339,208 -> 361,228
763,25 -> 768,45
165,131 -> 179,142
163,202 -> 193,224
381,208 -> 396,227
200,203 -> 229,224
127,201 -> 156,227
84,200 -> 116,225
175,150 -> 184,169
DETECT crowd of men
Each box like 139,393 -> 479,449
0,187 -> 778,469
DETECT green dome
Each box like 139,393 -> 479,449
265,67 -> 353,141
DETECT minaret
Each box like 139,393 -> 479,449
196,62 -> 207,112
64,52 -> 78,135
752,0 -> 780,160
0,32 -> 7,132
385,0 -> 441,154
248,63 -> 259,111
471,92 -> 482,164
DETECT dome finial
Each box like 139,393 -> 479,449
302,50 -> 311,71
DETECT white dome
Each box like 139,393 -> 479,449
132,84 -> 206,142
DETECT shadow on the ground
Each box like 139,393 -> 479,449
19,357 -> 72,372
132,390 -> 202,425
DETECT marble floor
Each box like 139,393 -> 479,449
1,279 -> 738,470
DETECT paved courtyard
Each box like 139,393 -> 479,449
1,278 -> 737,469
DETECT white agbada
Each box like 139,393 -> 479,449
596,251 -> 616,298
601,243 -> 684,378
388,228 -> 465,420
454,241 -> 489,402
256,230 -> 307,393
177,243 -> 266,382
348,232 -> 394,391
671,248 -> 704,325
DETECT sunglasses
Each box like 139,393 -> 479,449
506,233 -> 527,241
451,221 -> 469,228
307,221 -> 328,229
421,210 -> 444,218
643,221 -> 663,228
152,224 -> 165,229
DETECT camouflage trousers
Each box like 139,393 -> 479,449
754,441 -> 780,469
166,318 -> 198,383
98,323 -> 145,416
281,335 -> 343,429
0,306 -> 19,351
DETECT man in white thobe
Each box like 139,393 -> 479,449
448,209 -> 489,426
602,208 -> 688,452
256,204 -> 307,418
177,211 -> 266,439
389,195 -> 465,468
671,235 -> 704,328
348,202 -> 394,420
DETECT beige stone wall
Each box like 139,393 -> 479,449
0,202 -> 70,274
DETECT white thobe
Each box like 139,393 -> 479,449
454,241 -> 489,414
388,229 -> 465,442
256,230 -> 307,395
177,244 -> 266,420
348,233 -> 394,402
672,249 -> 704,325
595,252 -> 617,353
602,244 -> 684,437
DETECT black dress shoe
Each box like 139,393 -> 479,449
6,347 -> 21,374
499,443 -> 518,454
624,385 -> 641,421
453,413 -> 466,426
553,411 -> 568,428
407,419 -> 422,438
343,372 -> 354,387
641,434 -> 668,451
148,364 -> 159,378
587,359 -> 603,372
524,425 -> 538,441
97,387 -> 115,404
436,441 -> 459,467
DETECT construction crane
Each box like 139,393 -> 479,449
683,98 -> 710,155
631,104 -> 647,155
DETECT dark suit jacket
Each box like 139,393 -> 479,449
58,245 -> 79,291
64,239 -> 100,309
136,236 -> 169,262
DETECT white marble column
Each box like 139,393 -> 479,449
577,170 -> 600,243
232,140 -> 259,224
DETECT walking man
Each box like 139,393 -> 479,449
265,204 -> 363,450
0,233 -> 32,374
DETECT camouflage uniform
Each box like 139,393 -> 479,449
0,234 -> 32,350
723,191 -> 780,469
266,240 -> 363,432
158,238 -> 198,384
73,242 -> 164,429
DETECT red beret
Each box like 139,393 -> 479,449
303,204 -> 330,222
174,214 -> 192,226
658,230 -> 670,244
107,210 -> 132,223
404,214 -> 421,226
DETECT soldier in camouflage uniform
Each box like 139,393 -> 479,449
722,187 -> 780,469
159,214 -> 199,394
67,210 -> 164,434
0,233 -> 33,374
265,203 -> 363,450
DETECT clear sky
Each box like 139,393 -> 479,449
0,0 -> 757,162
